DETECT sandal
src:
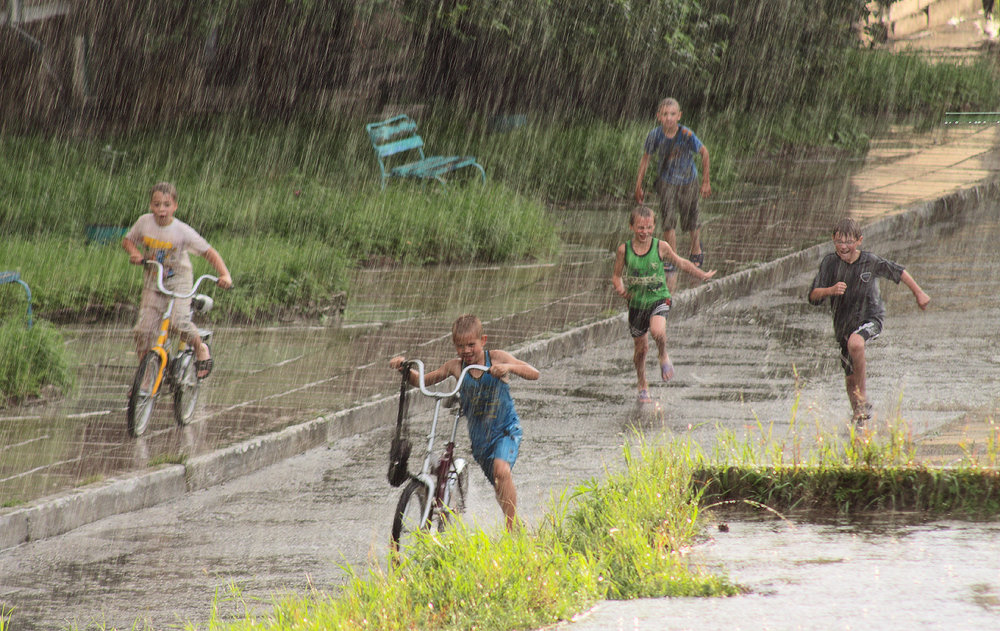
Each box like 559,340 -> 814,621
195,358 -> 213,380
689,252 -> 704,268
852,402 -> 872,427
661,360 -> 675,382
637,389 -> 653,403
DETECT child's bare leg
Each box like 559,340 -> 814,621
633,334 -> 649,391
689,227 -> 701,257
649,315 -> 673,380
492,459 -> 518,531
662,228 -> 679,292
845,333 -> 868,411
661,228 -> 678,253
192,335 -> 209,361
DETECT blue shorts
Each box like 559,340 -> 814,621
476,425 -> 521,485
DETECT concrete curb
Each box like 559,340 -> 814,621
2,179 -> 997,550
0,466 -> 186,550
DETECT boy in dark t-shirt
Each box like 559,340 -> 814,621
809,218 -> 930,425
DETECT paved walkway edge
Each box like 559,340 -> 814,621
3,179 -> 997,550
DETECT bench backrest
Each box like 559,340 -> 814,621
366,115 -> 426,162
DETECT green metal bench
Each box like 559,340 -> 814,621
1,271 -> 33,329
366,114 -> 486,190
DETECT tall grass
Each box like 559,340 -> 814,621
0,183 -> 557,320
0,320 -> 74,403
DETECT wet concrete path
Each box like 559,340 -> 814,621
1,169 -> 998,630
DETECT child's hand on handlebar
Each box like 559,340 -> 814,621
389,356 -> 408,372
217,273 -> 233,289
130,253 -> 145,265
489,363 -> 511,382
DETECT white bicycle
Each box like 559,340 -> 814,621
389,359 -> 486,551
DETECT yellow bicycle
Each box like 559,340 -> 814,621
127,259 -> 217,437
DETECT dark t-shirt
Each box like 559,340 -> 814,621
809,250 -> 904,342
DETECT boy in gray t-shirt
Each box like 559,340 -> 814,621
808,218 -> 929,425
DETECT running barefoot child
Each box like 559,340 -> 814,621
808,218 -> 929,425
634,97 -> 711,291
389,314 -> 539,531
123,182 -> 232,379
612,206 -> 715,403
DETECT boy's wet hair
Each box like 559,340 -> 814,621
630,205 -> 655,226
452,314 -> 483,340
150,181 -> 178,201
832,217 -> 862,240
657,97 -> 680,111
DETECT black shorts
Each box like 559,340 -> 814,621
839,321 -> 881,375
628,299 -> 671,338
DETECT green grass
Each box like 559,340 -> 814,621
0,182 -> 557,321
0,320 -> 74,404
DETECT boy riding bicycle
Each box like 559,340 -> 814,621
122,182 -> 232,379
390,314 -> 539,531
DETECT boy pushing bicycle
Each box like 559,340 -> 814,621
390,314 -> 538,531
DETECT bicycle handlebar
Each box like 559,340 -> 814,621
401,359 -> 489,399
143,259 -> 219,299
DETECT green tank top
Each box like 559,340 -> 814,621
624,238 -> 671,308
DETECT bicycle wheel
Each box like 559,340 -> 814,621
127,352 -> 162,437
173,349 -> 201,426
391,479 -> 430,552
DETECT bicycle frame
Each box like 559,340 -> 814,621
143,260 -> 217,397
404,359 -> 487,527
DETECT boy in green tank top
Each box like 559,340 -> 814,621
612,206 -> 715,403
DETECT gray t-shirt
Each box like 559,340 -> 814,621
809,250 -> 904,343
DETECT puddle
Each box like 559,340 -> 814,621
561,516 -> 1000,631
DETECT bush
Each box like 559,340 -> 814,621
0,320 -> 74,404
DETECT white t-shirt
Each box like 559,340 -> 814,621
124,214 -> 210,286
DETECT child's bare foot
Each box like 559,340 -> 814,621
660,360 -> 674,381
637,389 -> 653,403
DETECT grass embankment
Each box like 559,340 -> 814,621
699,417 -> 1000,517
185,416 -> 998,631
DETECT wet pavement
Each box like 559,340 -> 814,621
560,517 -> 1000,631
